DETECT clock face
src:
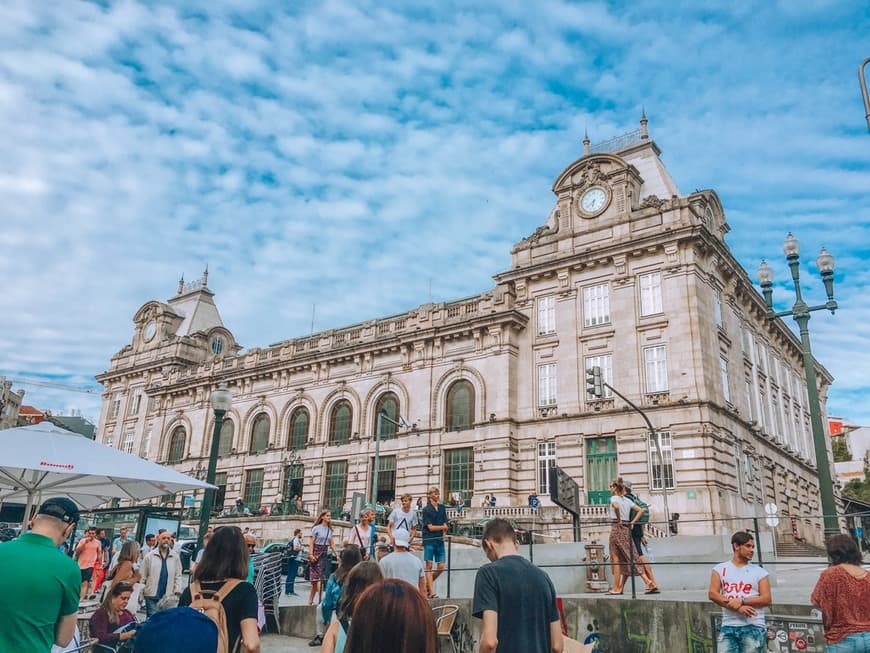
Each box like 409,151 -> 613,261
143,321 -> 157,342
580,187 -> 607,214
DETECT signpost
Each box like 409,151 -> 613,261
548,465 -> 581,541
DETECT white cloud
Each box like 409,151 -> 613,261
1,0 -> 868,426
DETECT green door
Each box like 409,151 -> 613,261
586,436 -> 617,504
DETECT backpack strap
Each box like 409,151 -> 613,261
213,578 -> 243,603
189,580 -> 203,601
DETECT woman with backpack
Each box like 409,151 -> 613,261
606,477 -> 654,595
308,510 -> 338,606
309,544 -> 363,647
179,525 -> 260,653
321,561 -> 383,653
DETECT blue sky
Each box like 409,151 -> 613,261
1,1 -> 868,427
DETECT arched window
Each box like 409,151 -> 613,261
250,413 -> 270,454
289,408 -> 309,451
446,380 -> 474,432
374,392 -> 400,440
329,401 -> 352,446
217,419 -> 234,458
168,426 -> 186,463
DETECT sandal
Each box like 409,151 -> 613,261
606,590 -> 623,595
645,587 -> 661,594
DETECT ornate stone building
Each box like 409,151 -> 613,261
96,117 -> 835,544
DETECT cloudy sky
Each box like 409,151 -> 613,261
1,1 -> 868,427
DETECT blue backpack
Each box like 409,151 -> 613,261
133,607 -> 218,653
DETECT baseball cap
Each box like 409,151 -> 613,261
623,480 -> 633,490
393,529 -> 410,548
37,497 -> 79,525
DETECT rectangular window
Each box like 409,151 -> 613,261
643,345 -> 669,393
324,460 -> 348,512
536,295 -> 556,335
713,288 -> 723,328
110,393 -> 121,419
583,283 -> 610,327
537,363 -> 557,406
585,354 -> 613,399
648,431 -> 675,490
121,430 -> 135,454
140,429 -> 152,458
444,447 -> 474,508
639,272 -> 662,316
735,444 -> 746,499
243,468 -> 264,509
214,472 -> 227,512
744,379 -> 754,421
129,391 -> 142,416
720,356 -> 731,403
370,455 -> 396,504
537,441 -> 556,496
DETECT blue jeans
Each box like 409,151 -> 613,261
285,559 -> 300,594
717,625 -> 766,653
827,631 -> 870,652
423,539 -> 445,563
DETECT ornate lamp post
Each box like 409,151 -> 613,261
756,233 -> 839,537
197,386 -> 232,550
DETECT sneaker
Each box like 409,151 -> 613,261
308,635 -> 323,647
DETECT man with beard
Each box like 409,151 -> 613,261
140,531 -> 184,617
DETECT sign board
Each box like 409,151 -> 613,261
766,516 -> 780,528
350,492 -> 366,521
765,503 -> 778,516
548,466 -> 580,516
712,614 -> 824,652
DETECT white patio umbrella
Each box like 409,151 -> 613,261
0,422 -> 214,528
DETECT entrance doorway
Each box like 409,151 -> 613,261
586,436 -> 617,504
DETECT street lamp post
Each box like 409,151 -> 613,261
198,386 -> 232,551
757,233 -> 839,538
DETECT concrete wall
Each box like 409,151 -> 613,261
436,534 -> 776,597
277,598 -> 817,652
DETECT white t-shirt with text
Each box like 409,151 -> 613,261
713,560 -> 769,627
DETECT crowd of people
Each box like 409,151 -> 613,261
1,489 -> 869,653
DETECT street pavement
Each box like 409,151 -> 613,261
262,634 -> 313,652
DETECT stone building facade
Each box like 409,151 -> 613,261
0,377 -> 25,430
95,119 -> 836,544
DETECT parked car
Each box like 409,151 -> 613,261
178,540 -> 198,573
449,518 -> 531,544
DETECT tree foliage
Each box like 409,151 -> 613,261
832,436 -> 851,463
843,468 -> 870,504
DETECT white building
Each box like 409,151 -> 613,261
96,117 -> 836,545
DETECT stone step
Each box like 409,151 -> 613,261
775,539 -> 827,557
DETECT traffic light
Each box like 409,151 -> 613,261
586,365 -> 603,398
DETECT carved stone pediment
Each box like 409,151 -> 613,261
640,194 -> 665,209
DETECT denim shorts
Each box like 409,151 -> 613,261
717,625 -> 766,653
423,539 -> 445,563
827,631 -> 870,653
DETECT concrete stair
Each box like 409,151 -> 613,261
776,538 -> 827,558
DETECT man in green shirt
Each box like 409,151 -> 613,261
0,497 -> 82,652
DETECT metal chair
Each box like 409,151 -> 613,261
432,604 -> 460,653
252,551 -> 284,632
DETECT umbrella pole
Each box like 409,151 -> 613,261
21,491 -> 36,531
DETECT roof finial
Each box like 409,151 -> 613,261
177,274 -> 185,295
583,128 -> 591,156
640,107 -> 648,139
203,264 -> 209,288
